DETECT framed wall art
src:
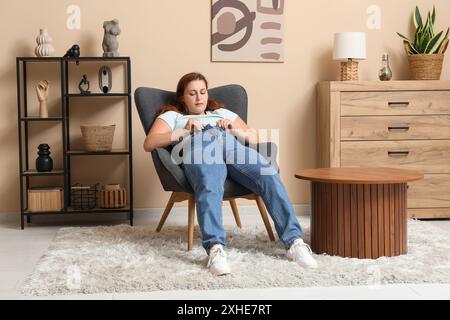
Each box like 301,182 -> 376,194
211,0 -> 285,62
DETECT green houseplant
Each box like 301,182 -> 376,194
397,6 -> 449,80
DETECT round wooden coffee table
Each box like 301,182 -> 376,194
295,168 -> 423,259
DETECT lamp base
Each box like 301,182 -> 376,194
340,60 -> 359,81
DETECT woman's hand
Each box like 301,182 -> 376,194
172,128 -> 190,142
185,118 -> 204,132
216,119 -> 232,129
224,117 -> 259,145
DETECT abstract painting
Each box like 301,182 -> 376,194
211,0 -> 284,62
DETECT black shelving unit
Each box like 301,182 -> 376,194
16,56 -> 133,229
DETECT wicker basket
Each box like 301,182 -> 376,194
99,184 -> 127,208
80,125 -> 115,152
28,187 -> 63,212
404,40 -> 448,80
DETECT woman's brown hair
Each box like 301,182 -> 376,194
157,72 -> 224,116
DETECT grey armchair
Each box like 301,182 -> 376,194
135,85 -> 277,250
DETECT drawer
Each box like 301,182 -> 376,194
409,208 -> 450,219
341,91 -> 450,116
341,140 -> 450,173
408,174 -> 450,208
341,115 -> 450,140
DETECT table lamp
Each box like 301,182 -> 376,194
333,32 -> 366,81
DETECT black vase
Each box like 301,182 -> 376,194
36,144 -> 53,172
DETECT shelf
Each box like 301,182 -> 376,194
23,206 -> 131,215
17,57 -> 133,228
65,93 -> 130,97
22,170 -> 65,176
64,56 -> 130,61
21,117 -> 63,122
66,206 -> 131,213
67,149 -> 130,156
23,210 -> 64,215
17,57 -> 62,62
17,56 -> 130,62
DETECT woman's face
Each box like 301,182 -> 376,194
183,80 -> 208,115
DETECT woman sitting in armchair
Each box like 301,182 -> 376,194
144,72 -> 317,276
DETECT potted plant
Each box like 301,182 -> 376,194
397,6 -> 449,80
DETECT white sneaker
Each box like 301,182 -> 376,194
286,238 -> 318,269
207,244 -> 231,276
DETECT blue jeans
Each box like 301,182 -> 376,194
181,124 -> 303,253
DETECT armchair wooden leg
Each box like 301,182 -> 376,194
255,195 -> 275,241
156,192 -> 176,232
229,199 -> 242,228
187,195 -> 196,251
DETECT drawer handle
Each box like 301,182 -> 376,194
388,151 -> 410,157
388,125 -> 410,132
388,102 -> 410,107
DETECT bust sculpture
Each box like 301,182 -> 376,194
102,19 -> 121,57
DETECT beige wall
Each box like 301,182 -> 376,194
1,0 -> 449,212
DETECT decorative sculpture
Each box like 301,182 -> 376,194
36,80 -> 49,118
35,29 -> 54,57
102,19 -> 121,57
78,75 -> 91,95
63,44 -> 80,58
35,144 -> 53,172
98,66 -> 112,94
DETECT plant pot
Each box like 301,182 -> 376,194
404,40 -> 448,80
407,53 -> 445,80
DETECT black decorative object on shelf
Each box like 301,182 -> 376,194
98,65 -> 112,94
78,74 -> 91,95
63,44 -> 80,58
35,144 -> 53,172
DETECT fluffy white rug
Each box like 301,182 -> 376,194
21,217 -> 450,296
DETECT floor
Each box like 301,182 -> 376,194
1,208 -> 450,300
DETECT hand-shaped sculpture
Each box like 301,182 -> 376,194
36,80 -> 50,118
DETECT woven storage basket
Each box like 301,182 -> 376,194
404,40 -> 448,80
28,187 -> 63,212
99,184 -> 126,208
80,125 -> 115,152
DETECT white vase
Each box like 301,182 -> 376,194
35,29 -> 54,57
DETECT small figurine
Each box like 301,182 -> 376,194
78,75 -> 91,95
63,44 -> 80,58
102,19 -> 121,57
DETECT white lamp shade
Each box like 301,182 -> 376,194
333,32 -> 366,60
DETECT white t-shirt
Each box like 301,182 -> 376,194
157,108 -> 239,131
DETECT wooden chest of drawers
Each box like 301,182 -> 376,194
317,81 -> 450,219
